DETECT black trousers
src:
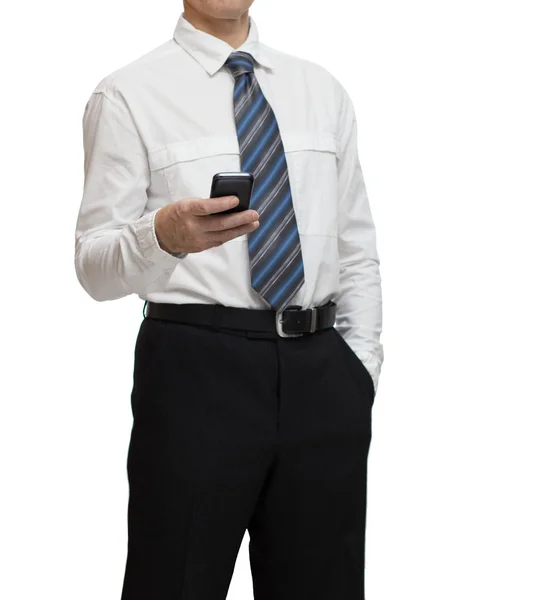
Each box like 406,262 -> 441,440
121,314 -> 374,600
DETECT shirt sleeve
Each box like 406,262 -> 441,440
74,87 -> 185,302
334,84 -> 384,394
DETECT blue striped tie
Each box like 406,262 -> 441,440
224,51 -> 305,311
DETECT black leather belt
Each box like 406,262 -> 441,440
144,300 -> 337,337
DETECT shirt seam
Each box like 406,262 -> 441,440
299,232 -> 338,239
93,90 -> 128,113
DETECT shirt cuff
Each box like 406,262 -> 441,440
355,351 -> 382,396
135,209 -> 188,266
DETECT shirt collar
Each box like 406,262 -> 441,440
173,12 -> 274,76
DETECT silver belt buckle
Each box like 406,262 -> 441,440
276,309 -> 303,338
275,307 -> 318,337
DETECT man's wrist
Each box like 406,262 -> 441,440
154,206 -> 187,258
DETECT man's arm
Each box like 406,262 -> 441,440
334,83 -> 384,394
75,85 -> 260,302
75,87 -> 183,301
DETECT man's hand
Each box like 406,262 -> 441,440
154,196 -> 260,254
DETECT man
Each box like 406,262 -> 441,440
75,1 -> 383,598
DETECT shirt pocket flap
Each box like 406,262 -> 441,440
148,136 -> 241,171
281,131 -> 338,155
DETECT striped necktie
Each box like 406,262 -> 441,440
224,51 -> 305,311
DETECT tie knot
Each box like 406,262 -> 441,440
224,51 -> 255,77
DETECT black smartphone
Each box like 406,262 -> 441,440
210,172 -> 254,215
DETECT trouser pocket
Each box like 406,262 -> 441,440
331,328 -> 375,404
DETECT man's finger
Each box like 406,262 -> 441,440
189,196 -> 239,216
207,221 -> 260,245
203,209 -> 260,233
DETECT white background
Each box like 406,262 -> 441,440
1,0 -> 542,598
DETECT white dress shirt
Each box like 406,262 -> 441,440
75,13 -> 384,391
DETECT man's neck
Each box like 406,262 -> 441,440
183,6 -> 250,49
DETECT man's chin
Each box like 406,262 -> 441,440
186,0 -> 253,21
